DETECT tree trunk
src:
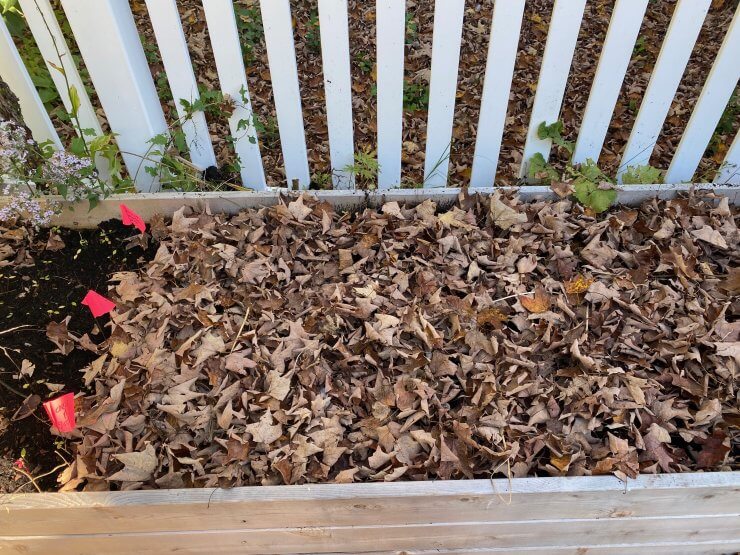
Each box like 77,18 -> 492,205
0,75 -> 43,169
0,77 -> 25,125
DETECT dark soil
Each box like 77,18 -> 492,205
0,221 -> 156,492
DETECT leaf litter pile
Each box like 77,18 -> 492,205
58,192 -> 738,491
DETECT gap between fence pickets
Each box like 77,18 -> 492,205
0,183 -> 736,229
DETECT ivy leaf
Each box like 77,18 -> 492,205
573,179 -> 617,214
528,152 -> 559,182
537,120 -> 574,155
622,164 -> 664,185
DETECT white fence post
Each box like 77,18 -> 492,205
519,0 -> 587,178
0,15 -> 61,147
145,0 -> 217,171
18,0 -> 101,141
470,0 -> 525,188
423,0 -> 465,188
318,0 -> 355,189
376,0 -> 405,190
618,0 -> 712,181
260,0 -> 310,189
716,131 -> 740,185
60,0 -> 167,191
17,0 -> 111,179
572,0 -> 649,165
666,7 -> 740,183
202,0 -> 266,190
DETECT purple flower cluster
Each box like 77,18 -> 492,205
41,151 -> 95,200
0,184 -> 57,227
0,120 -> 30,176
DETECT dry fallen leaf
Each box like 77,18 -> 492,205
109,444 -> 158,482
564,274 -> 594,295
520,287 -> 551,313
490,192 -> 527,230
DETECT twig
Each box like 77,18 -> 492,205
12,463 -> 68,494
491,292 -> 532,304
229,307 -> 250,354
0,378 -> 24,398
489,437 -> 514,506
0,325 -> 33,336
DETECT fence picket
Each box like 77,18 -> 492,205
318,0 -> 355,189
202,0 -> 266,190
716,131 -> 740,185
665,8 -> 740,184
260,0 -> 310,189
572,0 -> 649,165
18,0 -> 112,179
423,0 -> 465,188
145,0 -> 216,171
520,0 -> 587,178
470,0 -> 525,188
60,0 -> 167,191
377,0 -> 406,190
618,0 -> 712,181
0,15 -> 61,147
18,0 -> 101,141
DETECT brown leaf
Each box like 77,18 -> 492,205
109,444 -> 157,482
490,192 -> 527,230
520,287 -> 551,313
287,195 -> 312,221
695,430 -> 730,468
11,394 -> 40,421
245,411 -> 282,444
691,226 -> 728,249
46,319 -> 74,355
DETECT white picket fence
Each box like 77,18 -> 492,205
1,0 -> 739,192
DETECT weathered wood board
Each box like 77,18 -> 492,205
0,183 -> 736,229
1,473 -> 738,554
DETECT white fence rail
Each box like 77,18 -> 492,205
1,0 -> 739,191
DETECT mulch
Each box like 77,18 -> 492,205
39,191 -> 738,491
0,221 -> 156,492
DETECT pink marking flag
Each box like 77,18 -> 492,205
43,392 -> 76,433
120,204 -> 146,233
81,290 -> 116,317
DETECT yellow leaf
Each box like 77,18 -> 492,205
438,207 -> 476,230
550,454 -> 571,472
110,341 -> 128,358
565,274 -> 594,295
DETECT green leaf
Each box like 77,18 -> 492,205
621,164 -> 664,185
573,179 -> 617,214
88,196 -> 99,211
173,130 -> 187,153
70,136 -> 87,156
149,133 -> 169,147
88,133 -> 112,152
537,120 -> 574,155
527,152 -> 559,182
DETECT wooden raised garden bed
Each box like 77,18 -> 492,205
0,184 -> 738,554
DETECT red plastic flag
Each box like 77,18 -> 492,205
81,290 -> 116,317
43,392 -> 76,433
120,204 -> 146,233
